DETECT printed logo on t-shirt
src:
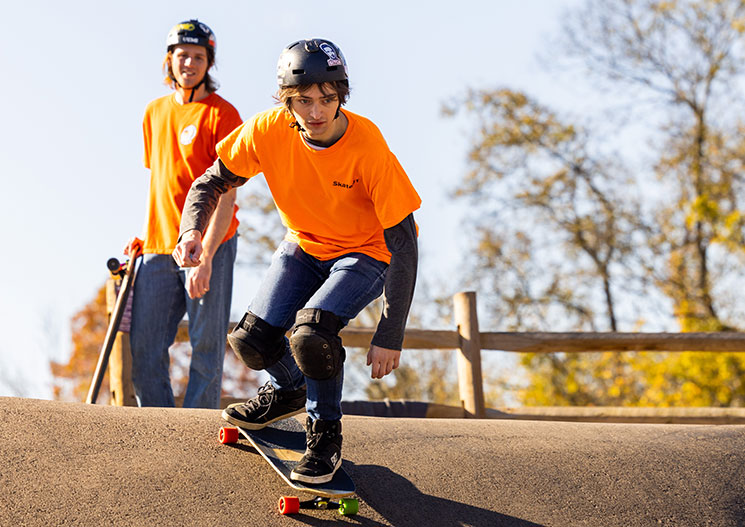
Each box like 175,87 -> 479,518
333,178 -> 359,189
180,125 -> 197,145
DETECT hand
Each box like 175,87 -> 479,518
172,230 -> 203,268
124,237 -> 144,257
366,345 -> 401,379
186,260 -> 212,299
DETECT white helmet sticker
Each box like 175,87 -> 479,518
320,42 -> 342,67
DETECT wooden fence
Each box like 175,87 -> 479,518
105,289 -> 745,420
340,291 -> 745,418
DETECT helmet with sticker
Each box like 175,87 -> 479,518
166,19 -> 216,53
276,38 -> 348,87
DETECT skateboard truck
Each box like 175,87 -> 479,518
278,495 -> 359,515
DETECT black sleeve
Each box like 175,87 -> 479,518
179,159 -> 248,240
371,213 -> 418,350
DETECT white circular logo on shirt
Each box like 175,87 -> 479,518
180,125 -> 197,145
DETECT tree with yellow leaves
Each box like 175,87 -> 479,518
448,0 -> 745,406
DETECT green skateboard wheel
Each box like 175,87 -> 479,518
338,498 -> 358,515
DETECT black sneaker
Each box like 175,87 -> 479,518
290,417 -> 343,484
222,381 -> 306,430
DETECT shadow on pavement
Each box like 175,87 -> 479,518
348,463 -> 544,527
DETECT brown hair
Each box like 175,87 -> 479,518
274,81 -> 350,112
162,47 -> 218,93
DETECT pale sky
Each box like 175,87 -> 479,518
0,0 -> 584,398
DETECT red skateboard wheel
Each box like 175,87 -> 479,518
219,427 -> 239,444
278,496 -> 300,515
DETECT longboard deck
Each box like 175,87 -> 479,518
237,417 -> 355,499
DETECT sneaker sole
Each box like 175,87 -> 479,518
221,407 -> 305,430
290,458 -> 342,485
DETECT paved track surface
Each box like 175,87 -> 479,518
1,397 -> 744,526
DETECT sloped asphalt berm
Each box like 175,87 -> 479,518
1,397 -> 744,526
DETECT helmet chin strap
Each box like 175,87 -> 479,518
187,76 -> 206,102
173,67 -> 207,103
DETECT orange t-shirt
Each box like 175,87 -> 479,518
142,92 -> 242,254
216,107 -> 421,263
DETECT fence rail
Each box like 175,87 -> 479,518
340,328 -> 745,352
341,291 -> 745,418
340,328 -> 745,353
104,288 -> 745,419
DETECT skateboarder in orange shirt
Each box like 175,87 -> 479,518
173,38 -> 420,483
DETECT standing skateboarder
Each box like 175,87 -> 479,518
125,20 -> 242,408
173,38 -> 420,484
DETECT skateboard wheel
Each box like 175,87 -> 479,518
339,498 -> 359,516
219,427 -> 239,444
278,496 -> 300,515
106,258 -> 121,272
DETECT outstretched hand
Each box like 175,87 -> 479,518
366,345 -> 401,379
172,230 -> 203,268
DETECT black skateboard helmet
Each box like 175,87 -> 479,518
167,19 -> 216,53
276,38 -> 348,87
165,19 -> 216,101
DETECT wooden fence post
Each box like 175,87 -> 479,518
453,291 -> 485,418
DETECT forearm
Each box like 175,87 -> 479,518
180,159 -> 246,240
371,214 -> 419,350
200,188 -> 236,261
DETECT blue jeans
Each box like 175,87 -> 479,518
130,234 -> 237,408
248,241 -> 388,421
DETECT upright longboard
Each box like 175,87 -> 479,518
86,253 -> 140,404
219,417 -> 358,515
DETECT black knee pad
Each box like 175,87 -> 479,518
289,308 -> 346,380
227,311 -> 286,370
